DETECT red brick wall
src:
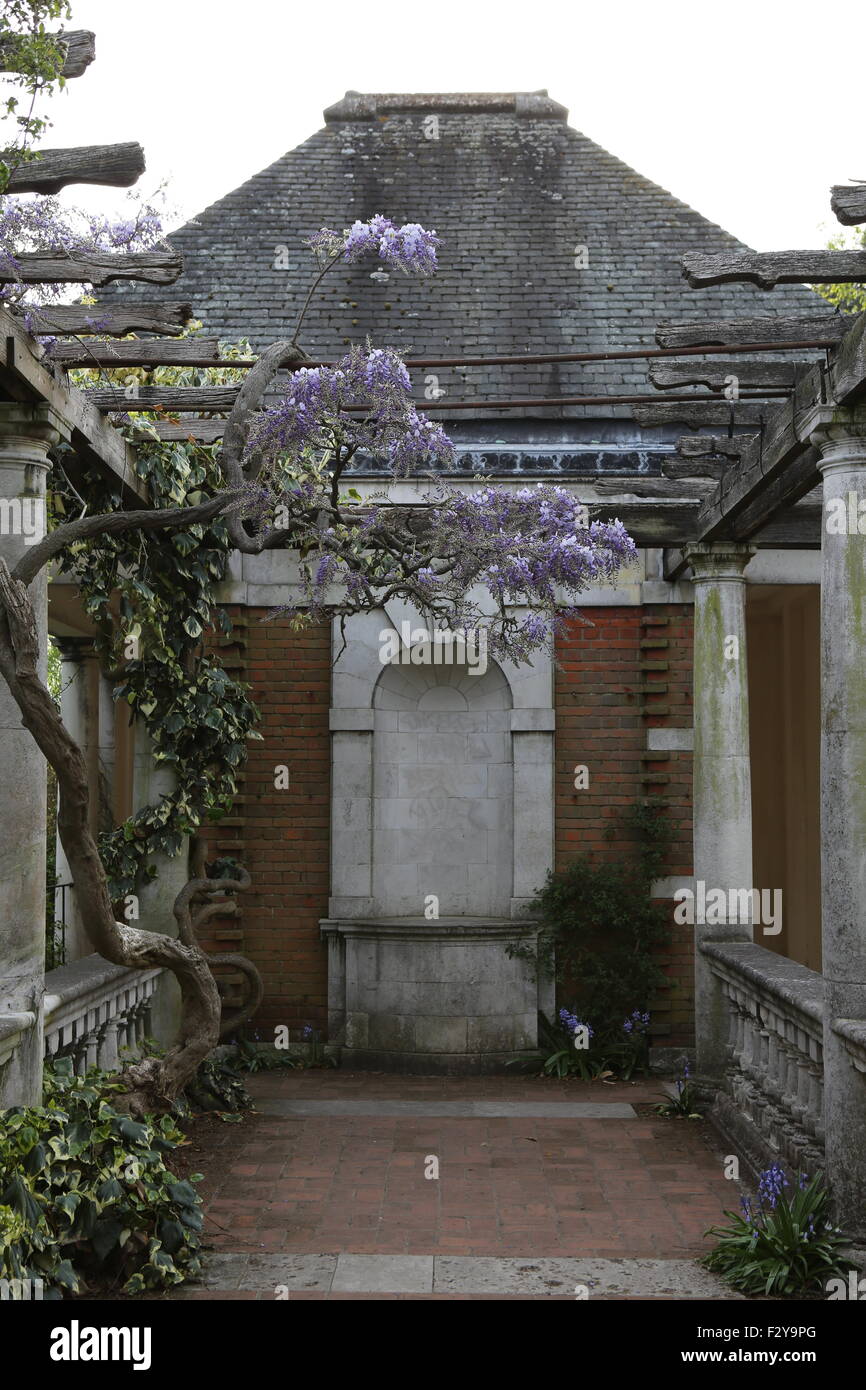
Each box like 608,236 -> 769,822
554,604 -> 695,1045
199,609 -> 331,1039
200,601 -> 695,1048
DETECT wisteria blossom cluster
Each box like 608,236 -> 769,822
246,344 -> 453,476
0,191 -> 166,308
307,214 -> 440,274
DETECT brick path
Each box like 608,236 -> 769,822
172,1071 -> 743,1299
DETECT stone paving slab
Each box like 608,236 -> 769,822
190,1252 -> 741,1298
182,1072 -> 736,1268
257,1099 -> 636,1118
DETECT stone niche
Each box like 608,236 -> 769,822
321,607 -> 555,1072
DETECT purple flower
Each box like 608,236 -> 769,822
308,215 -> 440,275
757,1163 -> 789,1210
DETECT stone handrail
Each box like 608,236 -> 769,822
0,1012 -> 37,1072
701,940 -> 825,1172
43,954 -> 162,1073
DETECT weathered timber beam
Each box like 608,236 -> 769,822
682,250 -> 866,289
47,338 -> 220,368
6,143 -> 146,194
831,184 -> 866,226
728,450 -> 822,541
0,305 -> 146,502
661,458 -> 727,480
648,359 -> 801,391
656,314 -> 855,349
18,302 -> 192,337
633,401 -> 772,429
591,476 -> 717,501
692,361 -> 826,541
144,418 -> 226,443
828,307 -> 866,404
674,435 -> 753,459
0,250 -> 182,286
88,385 -> 239,412
0,29 -> 95,79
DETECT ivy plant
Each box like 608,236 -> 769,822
48,337 -> 262,895
0,1058 -> 203,1297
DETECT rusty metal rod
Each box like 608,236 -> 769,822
60,338 -> 836,371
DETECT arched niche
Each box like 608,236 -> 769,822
371,659 -> 513,919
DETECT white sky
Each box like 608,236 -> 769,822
30,0 -> 866,250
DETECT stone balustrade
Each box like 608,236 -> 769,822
43,954 -> 162,1074
701,940 -> 826,1176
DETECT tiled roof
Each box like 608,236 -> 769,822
115,92 -> 825,419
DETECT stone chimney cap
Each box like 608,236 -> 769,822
323,91 -> 569,122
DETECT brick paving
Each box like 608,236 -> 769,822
175,1071 -> 741,1297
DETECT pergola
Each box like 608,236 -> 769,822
1,29 -> 864,1240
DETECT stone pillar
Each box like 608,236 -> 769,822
53,637 -> 101,962
809,409 -> 866,1239
131,720 -> 188,1046
683,542 -> 756,1077
0,404 -> 68,1105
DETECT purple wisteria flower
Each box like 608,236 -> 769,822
301,1024 -> 314,1040
308,214 -> 440,274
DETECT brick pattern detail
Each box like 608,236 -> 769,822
199,610 -> 331,1037
554,605 -> 695,1045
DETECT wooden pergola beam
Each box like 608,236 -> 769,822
830,184 -> 866,226
0,305 -> 146,502
20,302 -> 193,337
691,362 -> 826,542
6,143 -> 146,195
648,359 -> 801,391
682,250 -> 866,289
88,385 -> 239,412
48,338 -> 220,368
0,250 -> 183,287
656,314 -> 855,349
0,29 -> 95,79
674,434 -> 753,459
633,401 -> 771,429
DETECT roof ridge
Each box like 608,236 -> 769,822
324,91 -> 568,121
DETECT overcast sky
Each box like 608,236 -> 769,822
39,0 -> 866,250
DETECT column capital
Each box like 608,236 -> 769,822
0,402 -> 71,451
683,541 -> 756,581
798,404 -> 866,470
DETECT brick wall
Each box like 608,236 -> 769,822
554,604 -> 695,1045
199,609 -> 331,1039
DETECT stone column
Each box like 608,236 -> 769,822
0,404 -> 68,1105
131,720 -> 188,1045
53,637 -> 101,962
683,542 -> 756,1076
808,409 -> 866,1239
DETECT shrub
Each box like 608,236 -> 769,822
0,1059 -> 203,1298
515,804 -> 672,1039
703,1166 -> 852,1295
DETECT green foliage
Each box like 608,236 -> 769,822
0,1058 -> 203,1298
519,804 -> 673,1037
48,340 -> 262,895
703,1173 -> 851,1296
0,1 -> 70,192
229,1036 -> 302,1074
814,227 -> 866,314
654,1058 -> 702,1118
